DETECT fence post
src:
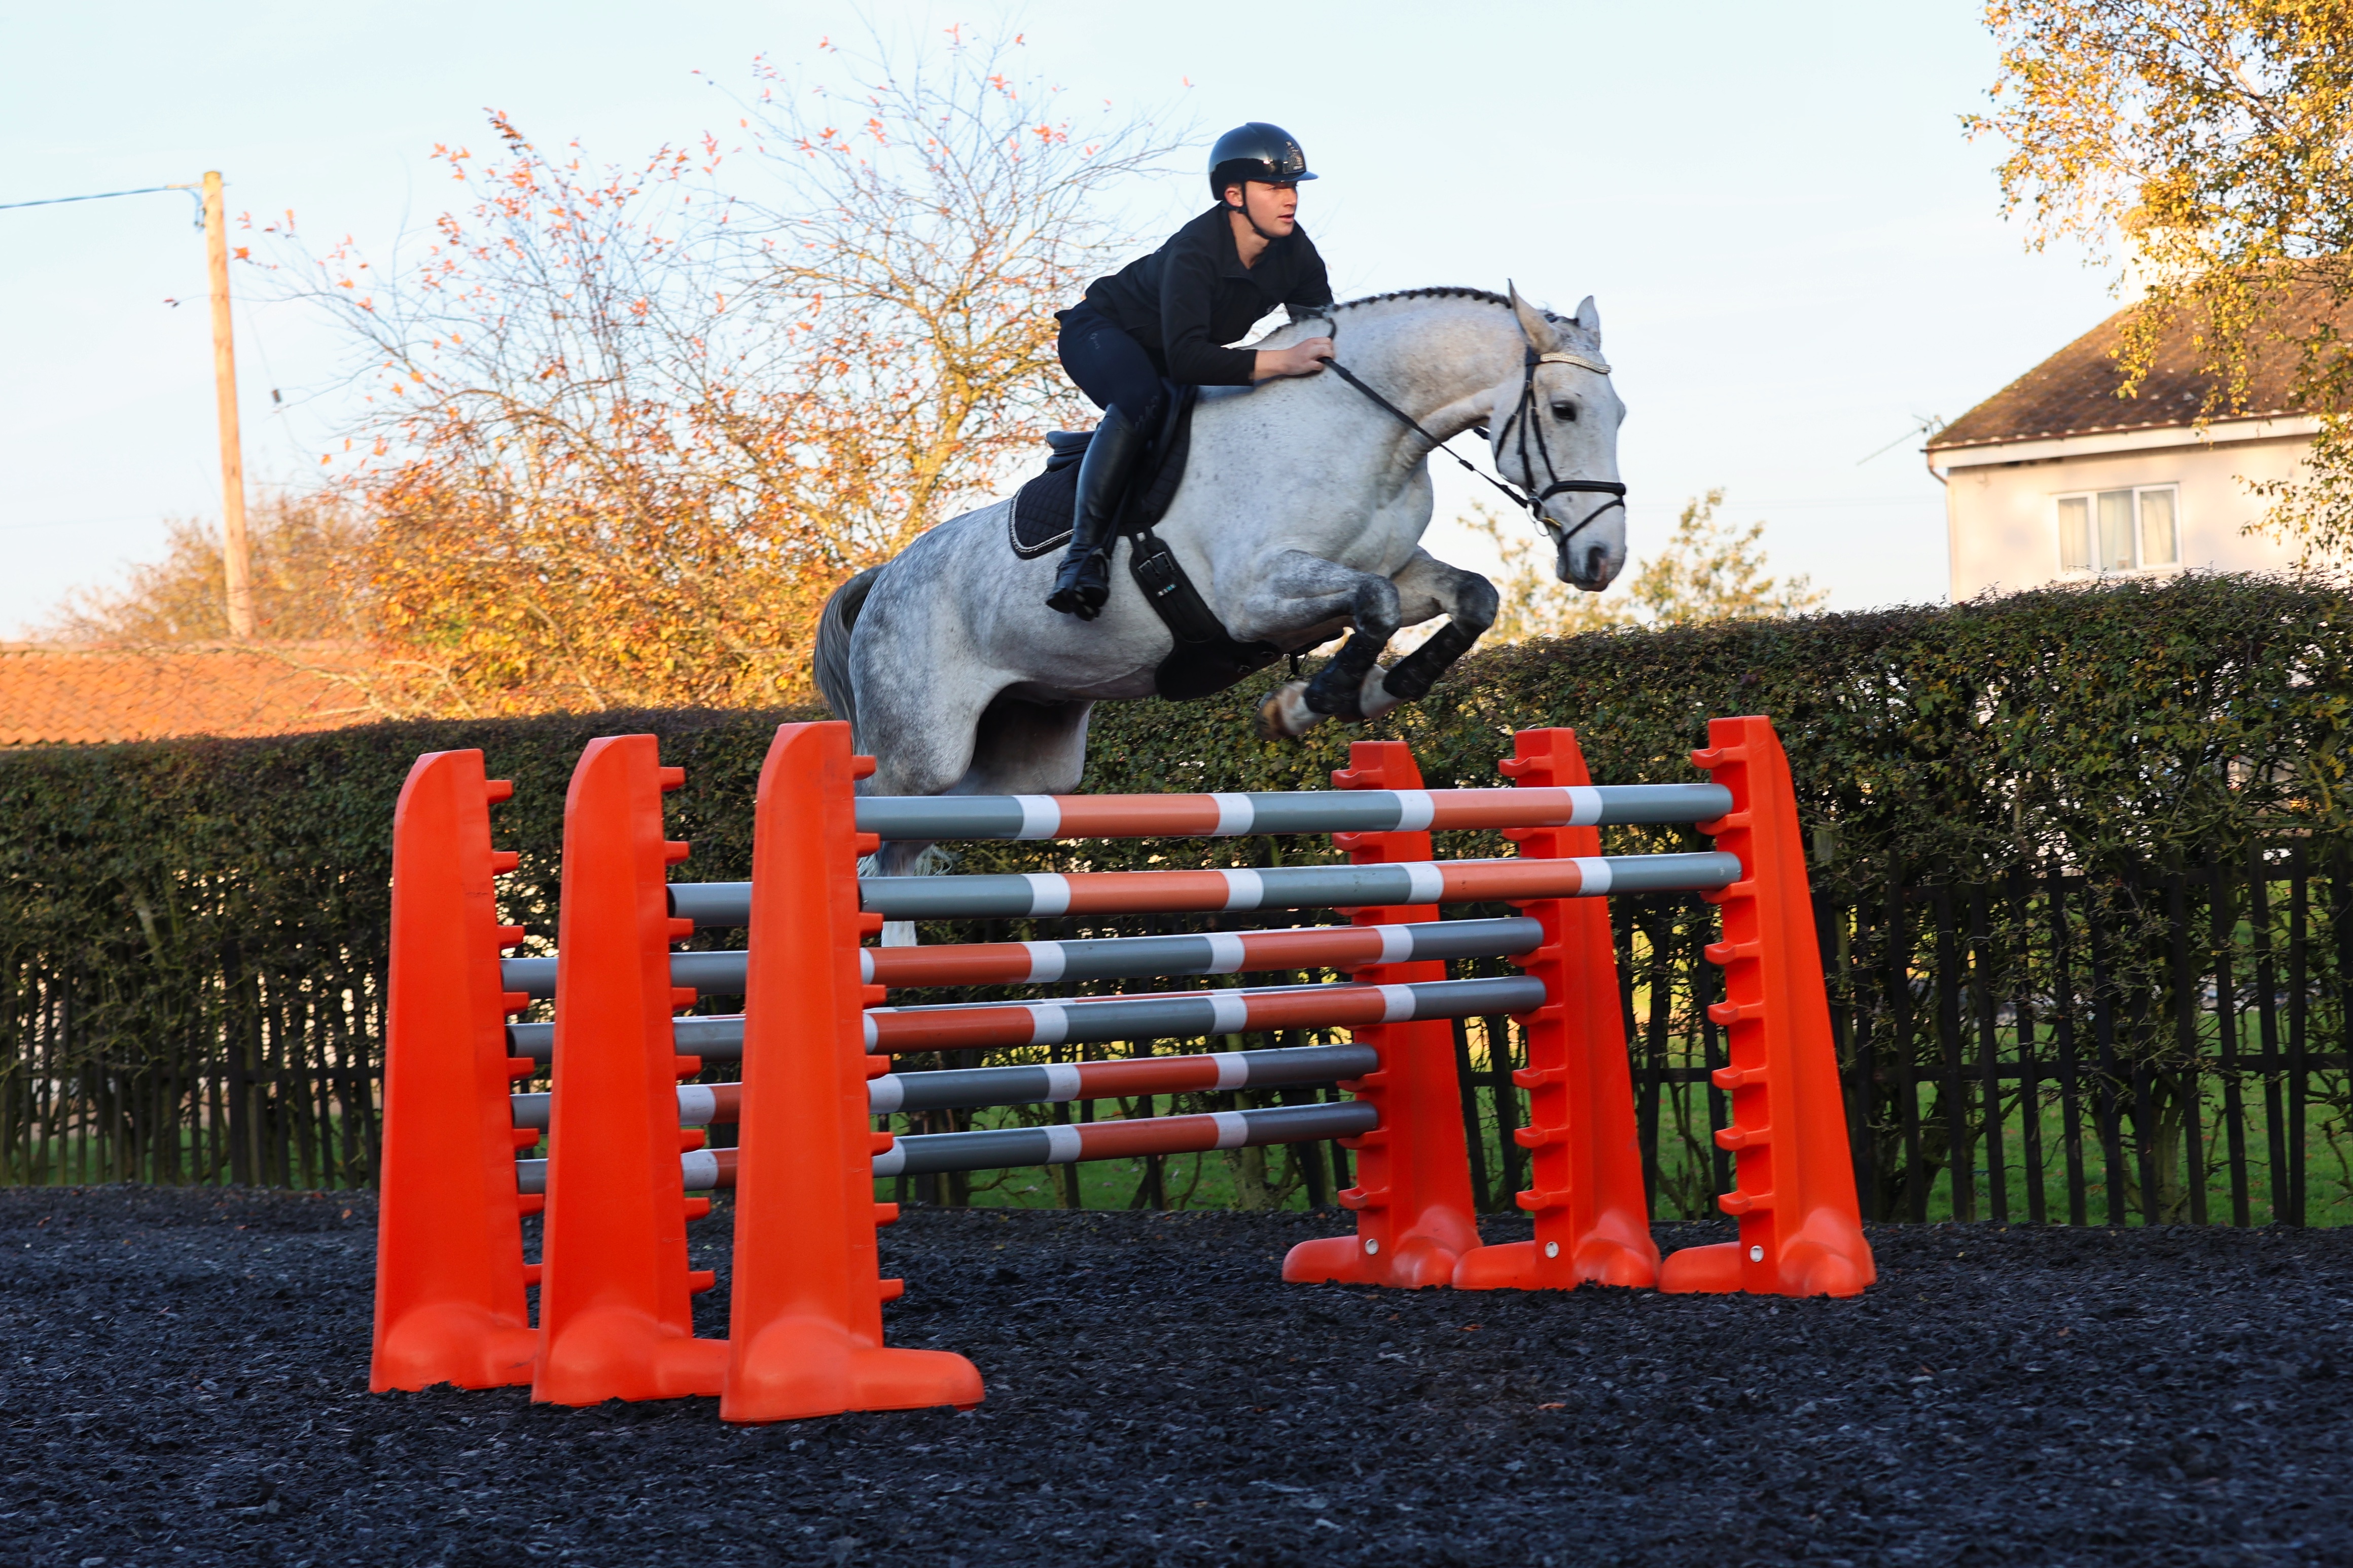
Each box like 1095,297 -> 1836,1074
1970,887 -> 2007,1224
2085,887 -> 2130,1225
2288,844 -> 2310,1227
2166,870 -> 2208,1226
2006,869 -> 2047,1225
1449,1015 -> 1494,1211
1934,887 -> 1972,1222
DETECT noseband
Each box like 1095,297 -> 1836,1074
1321,331 -> 1627,553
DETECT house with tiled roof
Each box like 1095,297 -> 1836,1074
0,642 -> 377,747
1926,293 -> 2334,598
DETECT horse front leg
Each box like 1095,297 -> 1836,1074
1229,552 -> 1404,741
1367,550 -> 1500,714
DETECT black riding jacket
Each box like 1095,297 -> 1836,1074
1080,205 -> 1333,386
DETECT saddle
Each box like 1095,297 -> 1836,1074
1008,386 -> 1196,558
1008,386 -> 1282,702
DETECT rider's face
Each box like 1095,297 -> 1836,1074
1226,180 -> 1300,234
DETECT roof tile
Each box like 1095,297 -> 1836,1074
0,642 -> 378,747
1929,289 -> 2349,452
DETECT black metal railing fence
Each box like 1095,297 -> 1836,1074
5,844 -> 2347,1227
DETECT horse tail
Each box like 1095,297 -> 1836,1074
813,563 -> 886,725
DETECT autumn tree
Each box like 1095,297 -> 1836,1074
1970,0 -> 2353,567
266,27 -> 1173,715
737,30 -> 1171,560
1466,491 -> 1826,643
37,493 -> 366,644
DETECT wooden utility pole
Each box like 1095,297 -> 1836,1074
202,170 -> 255,638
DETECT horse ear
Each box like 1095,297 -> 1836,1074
1572,295 -> 1601,339
1507,281 -> 1561,353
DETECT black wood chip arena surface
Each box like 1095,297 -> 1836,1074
6,1188 -> 2353,1567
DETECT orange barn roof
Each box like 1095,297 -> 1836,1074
0,642 -> 379,747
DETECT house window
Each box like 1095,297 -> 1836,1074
2056,485 -> 2180,574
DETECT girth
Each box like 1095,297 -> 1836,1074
1124,520 -> 1283,702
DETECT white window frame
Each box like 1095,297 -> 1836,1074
2054,484 -> 2181,576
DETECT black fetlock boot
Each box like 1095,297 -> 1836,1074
1046,406 -> 1150,619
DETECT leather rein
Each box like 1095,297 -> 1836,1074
1320,340 -> 1628,550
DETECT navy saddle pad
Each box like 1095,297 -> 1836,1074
1007,388 -> 1198,559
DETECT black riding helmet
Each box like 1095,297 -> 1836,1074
1207,122 -> 1317,199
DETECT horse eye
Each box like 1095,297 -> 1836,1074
1550,400 -> 1578,421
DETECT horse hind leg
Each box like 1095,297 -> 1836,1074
868,695 -> 1094,947
961,693 -> 1095,795
852,668 -> 992,943
864,838 -> 939,947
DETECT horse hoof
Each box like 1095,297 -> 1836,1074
1359,663 -> 1401,722
1256,681 -> 1320,741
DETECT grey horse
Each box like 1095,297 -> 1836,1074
814,284 -> 1627,880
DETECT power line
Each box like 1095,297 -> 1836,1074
0,183 -> 203,223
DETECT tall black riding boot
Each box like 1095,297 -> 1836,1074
1046,406 -> 1150,619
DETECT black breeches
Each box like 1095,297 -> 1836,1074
1056,304 -> 1169,430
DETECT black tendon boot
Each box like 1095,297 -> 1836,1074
1046,406 -> 1151,619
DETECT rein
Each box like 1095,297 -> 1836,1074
1321,341 -> 1628,549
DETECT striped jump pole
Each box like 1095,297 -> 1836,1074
511,1042 -> 1379,1128
504,949 -> 748,1000
669,852 -> 1741,928
870,1042 -> 1376,1114
874,1101 -> 1378,1179
505,1014 -> 743,1065
860,916 -> 1542,989
518,1100 -> 1381,1194
503,916 -> 1546,998
850,783 -> 1734,841
863,975 -> 1546,1055
505,978 -> 1529,1065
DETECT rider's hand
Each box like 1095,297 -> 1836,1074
1253,337 -> 1333,382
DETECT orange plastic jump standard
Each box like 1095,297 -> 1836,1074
1282,739 -> 1485,1290
1453,727 -> 1660,1292
1657,716 -> 1876,1298
720,721 -> 982,1423
530,736 -> 729,1404
369,750 -> 538,1392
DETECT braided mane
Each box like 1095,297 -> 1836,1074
1323,285 -> 1583,329
1329,285 -> 1511,313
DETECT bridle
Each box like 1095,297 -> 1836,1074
1488,347 -> 1630,547
1319,329 -> 1629,551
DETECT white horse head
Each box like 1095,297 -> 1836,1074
1495,285 -> 1627,591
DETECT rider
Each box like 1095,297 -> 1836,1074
1045,122 -> 1338,618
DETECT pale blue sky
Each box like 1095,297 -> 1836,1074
0,1 -> 2116,635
